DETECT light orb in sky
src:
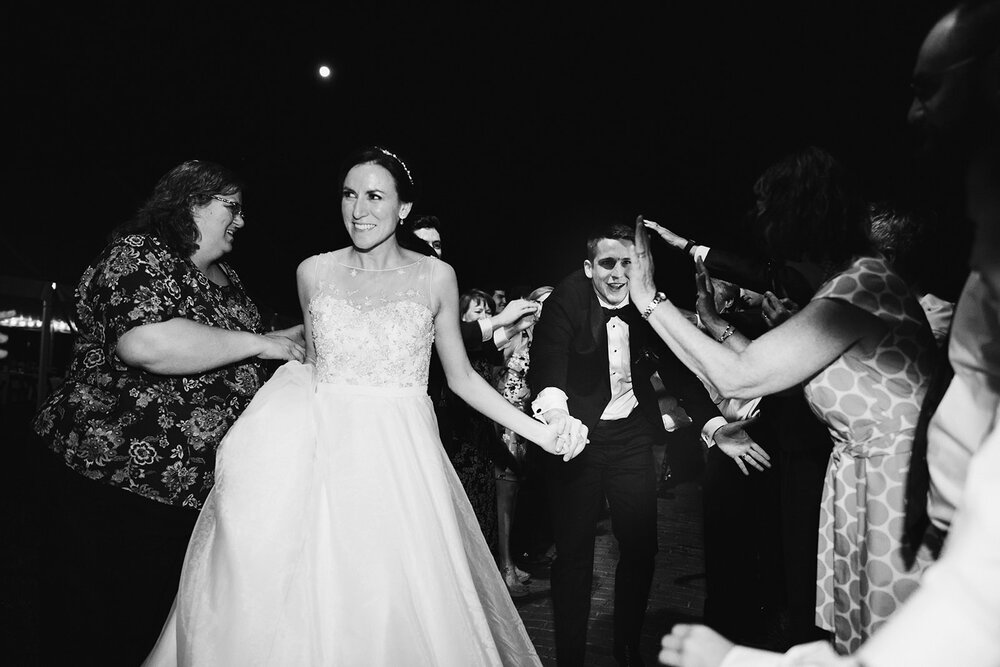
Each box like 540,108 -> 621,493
318,65 -> 332,79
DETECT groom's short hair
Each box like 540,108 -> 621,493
586,223 -> 634,261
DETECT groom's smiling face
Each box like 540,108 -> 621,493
584,238 -> 633,307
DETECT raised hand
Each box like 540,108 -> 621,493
627,215 -> 658,308
694,258 -> 725,328
712,414 -> 771,475
643,219 -> 688,251
494,298 -> 540,328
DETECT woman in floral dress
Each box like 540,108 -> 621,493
34,160 -> 305,665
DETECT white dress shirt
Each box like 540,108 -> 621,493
531,295 -> 637,421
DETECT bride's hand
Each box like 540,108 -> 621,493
538,410 -> 588,461
627,215 -> 658,309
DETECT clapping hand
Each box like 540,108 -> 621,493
694,258 -> 726,329
627,215 -> 658,308
713,414 -> 771,475
761,291 -> 799,329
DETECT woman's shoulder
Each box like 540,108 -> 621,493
814,255 -> 916,319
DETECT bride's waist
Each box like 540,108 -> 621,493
315,381 -> 429,398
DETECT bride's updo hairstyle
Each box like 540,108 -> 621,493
339,145 -> 418,204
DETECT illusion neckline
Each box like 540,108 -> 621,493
336,255 -> 429,272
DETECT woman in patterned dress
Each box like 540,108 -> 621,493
34,160 -> 307,665
630,147 -> 936,654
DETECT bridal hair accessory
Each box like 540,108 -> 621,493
376,146 -> 413,186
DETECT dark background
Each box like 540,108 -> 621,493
7,1 -> 969,320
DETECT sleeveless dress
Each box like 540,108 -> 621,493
803,257 -> 935,654
144,253 -> 541,666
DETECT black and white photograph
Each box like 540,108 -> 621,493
4,1 -> 998,665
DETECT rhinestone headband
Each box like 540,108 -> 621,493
375,146 -> 414,186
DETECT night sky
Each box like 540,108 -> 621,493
9,1 -> 965,320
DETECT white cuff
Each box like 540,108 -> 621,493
701,416 -> 729,448
532,388 -> 569,422
692,245 -> 711,262
478,317 -> 493,342
492,326 -> 509,349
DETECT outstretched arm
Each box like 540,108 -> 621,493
431,261 -> 587,460
628,216 -> 884,399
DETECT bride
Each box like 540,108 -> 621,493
144,146 -> 588,666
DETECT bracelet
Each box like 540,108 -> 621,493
682,240 -> 697,255
641,292 -> 667,320
717,324 -> 736,343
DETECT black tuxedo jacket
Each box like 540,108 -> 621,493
527,269 -> 719,434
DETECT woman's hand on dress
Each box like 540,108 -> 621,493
259,331 -> 306,362
539,408 -> 589,461
627,215 -> 659,308
660,624 -> 735,667
713,414 -> 771,475
761,291 -> 799,329
643,219 -> 688,251
270,323 -> 305,347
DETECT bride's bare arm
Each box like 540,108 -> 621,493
296,256 -> 318,364
430,260 -> 587,460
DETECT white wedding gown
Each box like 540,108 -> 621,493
145,253 -> 540,666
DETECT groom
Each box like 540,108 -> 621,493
528,223 -> 719,666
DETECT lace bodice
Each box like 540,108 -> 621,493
307,252 -> 437,388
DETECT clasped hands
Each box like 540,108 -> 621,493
541,408 -> 589,462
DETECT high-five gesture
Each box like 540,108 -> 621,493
627,215 -> 658,309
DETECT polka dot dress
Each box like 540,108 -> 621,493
803,257 -> 936,654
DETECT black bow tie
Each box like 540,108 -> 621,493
602,306 -> 628,322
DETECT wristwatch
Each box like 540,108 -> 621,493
641,292 -> 667,320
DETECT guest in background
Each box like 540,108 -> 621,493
34,159 -> 305,665
410,213 -> 443,257
453,288 -> 506,550
493,284 -> 553,596
869,204 -> 954,345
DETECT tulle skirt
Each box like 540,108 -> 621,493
145,361 -> 540,666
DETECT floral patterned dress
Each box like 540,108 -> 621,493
34,234 -> 267,509
803,256 -> 936,653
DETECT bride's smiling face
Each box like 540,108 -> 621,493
341,162 -> 412,251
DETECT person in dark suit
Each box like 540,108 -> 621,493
528,223 -> 726,667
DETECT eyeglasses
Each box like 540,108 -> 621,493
210,194 -> 245,220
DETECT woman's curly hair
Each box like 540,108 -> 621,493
752,146 -> 870,265
113,160 -> 244,257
